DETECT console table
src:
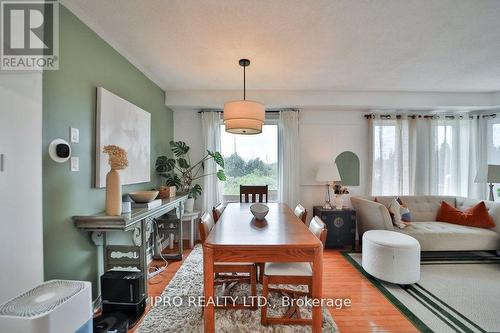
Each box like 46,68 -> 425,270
73,195 -> 187,298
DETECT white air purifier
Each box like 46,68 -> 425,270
0,280 -> 92,333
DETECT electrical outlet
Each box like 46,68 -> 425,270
70,156 -> 79,171
70,127 -> 79,143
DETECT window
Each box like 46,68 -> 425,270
220,124 -> 279,201
371,120 -> 409,195
434,124 -> 456,195
370,117 -> 469,197
373,123 -> 399,195
487,118 -> 500,199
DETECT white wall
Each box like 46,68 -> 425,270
173,109 -> 369,221
298,109 -> 368,216
0,72 -> 44,302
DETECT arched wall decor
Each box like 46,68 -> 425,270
335,151 -> 360,186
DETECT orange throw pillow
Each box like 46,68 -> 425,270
436,201 -> 495,228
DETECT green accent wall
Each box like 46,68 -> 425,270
42,6 -> 173,297
335,151 -> 360,186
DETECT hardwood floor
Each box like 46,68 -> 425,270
130,241 -> 417,333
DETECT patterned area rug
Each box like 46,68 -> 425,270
137,245 -> 338,332
345,251 -> 500,333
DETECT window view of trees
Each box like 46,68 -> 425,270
223,153 -> 277,194
220,124 -> 278,198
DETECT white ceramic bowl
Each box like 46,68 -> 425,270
250,203 -> 269,220
129,190 -> 159,203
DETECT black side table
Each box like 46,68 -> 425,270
313,206 -> 356,250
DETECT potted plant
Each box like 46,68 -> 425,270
155,141 -> 226,212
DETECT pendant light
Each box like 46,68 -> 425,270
223,59 -> 265,134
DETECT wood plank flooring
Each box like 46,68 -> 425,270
130,241 -> 417,333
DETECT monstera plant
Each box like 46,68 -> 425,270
156,141 -> 226,200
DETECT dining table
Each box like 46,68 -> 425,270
202,202 -> 324,332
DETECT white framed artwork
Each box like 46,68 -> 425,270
96,87 -> 151,188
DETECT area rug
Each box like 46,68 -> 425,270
137,245 -> 338,332
344,251 -> 500,333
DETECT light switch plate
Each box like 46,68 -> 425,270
70,156 -> 79,171
70,127 -> 79,143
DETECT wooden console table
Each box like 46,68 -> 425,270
73,195 -> 187,297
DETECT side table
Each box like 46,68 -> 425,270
313,206 -> 356,250
181,211 -> 200,248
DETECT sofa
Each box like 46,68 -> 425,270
350,196 -> 500,251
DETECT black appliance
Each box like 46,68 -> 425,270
100,271 -> 146,327
101,271 -> 145,304
103,298 -> 146,327
93,311 -> 129,333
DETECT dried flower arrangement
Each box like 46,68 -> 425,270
333,183 -> 349,195
103,145 -> 128,170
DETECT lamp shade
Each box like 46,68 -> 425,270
315,163 -> 341,183
223,100 -> 265,134
475,164 -> 500,183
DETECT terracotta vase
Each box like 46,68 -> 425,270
106,168 -> 122,216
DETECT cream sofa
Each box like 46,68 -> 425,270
351,196 -> 500,251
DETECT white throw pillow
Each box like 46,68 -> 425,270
388,199 -> 408,229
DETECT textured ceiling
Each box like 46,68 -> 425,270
64,0 -> 500,92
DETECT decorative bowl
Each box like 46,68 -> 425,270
129,190 -> 159,203
250,203 -> 269,220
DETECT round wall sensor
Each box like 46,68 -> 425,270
48,139 -> 71,163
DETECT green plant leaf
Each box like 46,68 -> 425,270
155,156 -> 176,172
161,172 -> 181,188
170,141 -> 190,157
177,157 -> 189,169
207,150 -> 225,168
189,183 -> 202,199
217,169 -> 226,181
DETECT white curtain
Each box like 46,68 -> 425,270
470,116 -> 489,199
278,110 -> 300,208
369,114 -> 485,198
409,117 -> 431,195
370,117 -> 409,196
428,117 -> 470,196
201,111 -> 222,212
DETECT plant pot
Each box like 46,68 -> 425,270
334,195 -> 343,210
185,198 -> 195,213
159,186 -> 176,199
106,169 -> 122,216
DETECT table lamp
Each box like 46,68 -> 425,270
475,164 -> 500,201
316,163 -> 341,209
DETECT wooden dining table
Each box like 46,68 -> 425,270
203,202 -> 324,332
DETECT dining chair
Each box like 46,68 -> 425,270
212,202 -> 226,223
198,212 -> 257,309
293,204 -> 308,224
240,185 -> 268,203
261,216 -> 327,326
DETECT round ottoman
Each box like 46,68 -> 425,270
362,230 -> 421,284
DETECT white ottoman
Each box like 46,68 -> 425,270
362,230 -> 421,284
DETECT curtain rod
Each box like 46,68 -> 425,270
198,108 -> 299,114
364,113 -> 498,120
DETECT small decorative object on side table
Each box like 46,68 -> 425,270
313,206 -> 356,250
